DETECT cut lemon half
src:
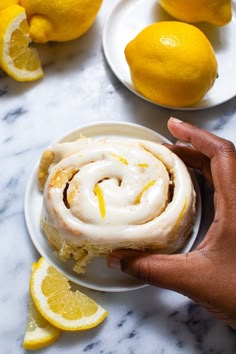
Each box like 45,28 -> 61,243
0,4 -> 43,81
30,257 -> 108,331
23,295 -> 61,350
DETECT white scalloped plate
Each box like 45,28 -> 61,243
103,0 -> 236,110
24,122 -> 202,292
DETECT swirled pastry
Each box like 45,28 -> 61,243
38,137 -> 196,273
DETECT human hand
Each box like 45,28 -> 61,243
107,117 -> 236,329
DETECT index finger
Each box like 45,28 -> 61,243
167,118 -> 235,159
167,118 -> 236,208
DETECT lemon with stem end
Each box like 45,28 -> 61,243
19,0 -> 103,43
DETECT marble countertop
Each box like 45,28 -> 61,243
1,1 -> 236,353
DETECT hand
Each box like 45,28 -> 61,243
107,117 -> 236,330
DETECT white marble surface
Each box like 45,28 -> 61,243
1,1 -> 236,353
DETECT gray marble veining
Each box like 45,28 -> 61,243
1,1 -> 236,353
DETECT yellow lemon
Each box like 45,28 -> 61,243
0,0 -> 19,11
19,0 -> 103,43
23,297 -> 61,350
30,257 -> 108,331
0,4 -> 43,81
23,295 -> 61,350
159,0 -> 232,26
23,263 -> 61,350
125,21 -> 218,108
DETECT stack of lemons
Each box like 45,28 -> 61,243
0,0 -> 102,81
23,257 -> 108,350
125,0 -> 232,107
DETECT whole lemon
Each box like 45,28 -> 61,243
159,0 -> 232,26
125,21 -> 218,108
0,0 -> 19,11
19,0 -> 102,42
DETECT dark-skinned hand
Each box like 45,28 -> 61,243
107,117 -> 236,330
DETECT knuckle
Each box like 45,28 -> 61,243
120,256 -> 154,284
215,138 -> 235,154
132,257 -> 154,284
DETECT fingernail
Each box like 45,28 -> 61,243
107,256 -> 121,270
176,140 -> 188,146
170,117 -> 183,124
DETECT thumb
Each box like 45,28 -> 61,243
107,250 -> 203,296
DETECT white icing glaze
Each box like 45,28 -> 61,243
41,137 -> 196,251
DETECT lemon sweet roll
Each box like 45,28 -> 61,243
38,137 -> 196,273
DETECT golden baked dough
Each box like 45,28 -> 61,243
38,137 -> 196,273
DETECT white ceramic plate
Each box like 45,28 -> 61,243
103,0 -> 236,110
24,122 -> 202,292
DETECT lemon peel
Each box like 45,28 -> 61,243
94,184 -> 106,219
111,153 -> 128,165
159,0 -> 232,26
0,0 -> 19,11
19,0 -> 103,43
138,163 -> 149,168
125,21 -> 218,107
135,180 -> 156,204
174,197 -> 188,227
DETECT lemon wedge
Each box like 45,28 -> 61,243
23,263 -> 60,350
30,257 -> 108,331
23,295 -> 61,350
0,4 -> 43,81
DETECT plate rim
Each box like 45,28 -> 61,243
24,121 -> 202,292
102,0 -> 236,111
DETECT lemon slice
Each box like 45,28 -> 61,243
23,295 -> 61,350
30,257 -> 108,331
0,4 -> 43,82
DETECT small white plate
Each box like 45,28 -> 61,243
24,122 -> 202,292
103,0 -> 236,110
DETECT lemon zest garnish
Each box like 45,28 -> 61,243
111,153 -> 128,165
135,180 -> 156,204
94,184 -> 106,219
137,163 -> 149,168
175,197 -> 188,227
